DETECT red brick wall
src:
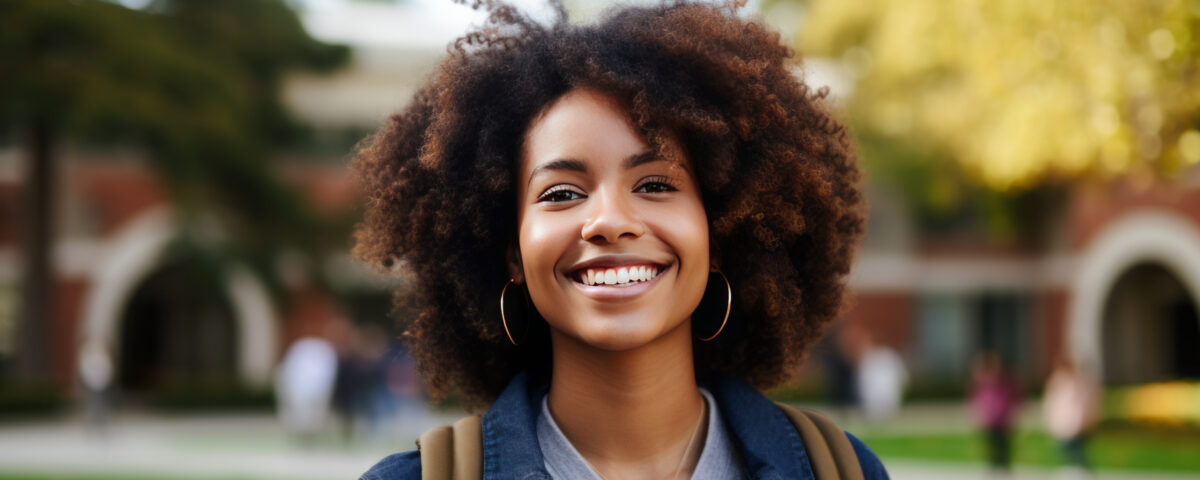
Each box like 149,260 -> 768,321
280,287 -> 352,356
1070,179 -> 1200,250
842,292 -> 913,351
1038,288 -> 1068,377
74,164 -> 165,236
0,183 -> 19,246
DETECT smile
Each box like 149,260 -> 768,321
567,263 -> 671,301
576,264 -> 661,286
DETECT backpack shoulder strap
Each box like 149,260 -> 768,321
774,402 -> 864,480
415,415 -> 483,480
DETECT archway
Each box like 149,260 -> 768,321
117,261 -> 238,392
1069,210 -> 1200,381
1101,263 -> 1200,384
79,208 -> 279,389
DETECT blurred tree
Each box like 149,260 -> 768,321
0,0 -> 348,379
784,0 -> 1200,191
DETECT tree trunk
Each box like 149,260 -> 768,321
16,121 -> 55,380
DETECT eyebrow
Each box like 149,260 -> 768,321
527,159 -> 587,186
527,151 -> 674,186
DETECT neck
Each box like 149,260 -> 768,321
546,321 -> 706,479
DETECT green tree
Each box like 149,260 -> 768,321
0,0 -> 349,379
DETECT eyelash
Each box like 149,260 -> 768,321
535,176 -> 680,203
537,185 -> 584,203
633,175 -> 679,194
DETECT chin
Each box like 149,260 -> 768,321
560,311 -> 686,352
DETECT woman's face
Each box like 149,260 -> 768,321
516,88 -> 710,351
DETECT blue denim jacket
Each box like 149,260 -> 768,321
360,372 -> 889,480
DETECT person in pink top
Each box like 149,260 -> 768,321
970,351 -> 1022,474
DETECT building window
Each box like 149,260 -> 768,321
916,291 -> 1036,383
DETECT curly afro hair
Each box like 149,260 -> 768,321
352,0 -> 865,408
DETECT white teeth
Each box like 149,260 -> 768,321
579,265 -> 662,286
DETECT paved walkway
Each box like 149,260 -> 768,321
0,408 -> 1196,479
0,409 -> 456,479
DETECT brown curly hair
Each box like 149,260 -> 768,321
352,0 -> 865,408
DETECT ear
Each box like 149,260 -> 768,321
506,240 -> 525,284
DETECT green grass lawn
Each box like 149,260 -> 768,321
858,424 -> 1200,472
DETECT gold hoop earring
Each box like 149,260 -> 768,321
694,271 -> 732,342
499,279 -> 528,346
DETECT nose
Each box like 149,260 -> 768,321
580,189 -> 645,243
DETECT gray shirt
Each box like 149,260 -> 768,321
536,388 -> 746,479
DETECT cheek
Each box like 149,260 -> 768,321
680,205 -> 710,263
662,197 -> 710,267
518,212 -> 573,290
652,195 -> 711,302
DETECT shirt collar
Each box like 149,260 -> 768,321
480,372 -> 815,480
482,371 -> 551,479
708,375 -> 815,479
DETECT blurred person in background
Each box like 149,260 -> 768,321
351,1 -> 887,478
78,338 -> 114,439
1042,355 -> 1100,478
970,351 -> 1022,476
382,343 -> 429,434
334,323 -> 391,443
359,323 -> 394,442
854,329 -> 907,424
275,336 -> 338,446
819,323 -> 858,421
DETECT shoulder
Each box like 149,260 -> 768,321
359,450 -> 420,480
845,432 -> 890,480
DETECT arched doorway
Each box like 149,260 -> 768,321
1069,210 -> 1200,381
1102,263 -> 1200,385
80,208 -> 279,391
117,260 -> 239,393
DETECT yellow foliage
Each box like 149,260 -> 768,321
790,0 -> 1200,189
1123,381 -> 1200,426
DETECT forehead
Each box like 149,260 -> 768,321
522,88 -> 648,167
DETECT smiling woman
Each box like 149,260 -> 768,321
518,88 -> 711,354
352,1 -> 876,479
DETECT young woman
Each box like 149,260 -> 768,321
353,1 -> 885,478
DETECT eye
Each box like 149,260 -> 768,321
537,184 -> 585,203
634,175 -> 679,194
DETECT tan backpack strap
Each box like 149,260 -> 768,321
774,402 -> 864,480
451,415 -> 483,479
416,425 -> 453,480
415,415 -> 483,480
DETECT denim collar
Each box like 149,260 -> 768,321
480,372 -> 815,480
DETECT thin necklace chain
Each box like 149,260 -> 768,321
590,397 -> 707,480
671,397 -> 708,480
